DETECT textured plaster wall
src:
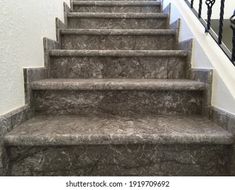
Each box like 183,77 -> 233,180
0,0 -> 69,115
164,0 -> 235,114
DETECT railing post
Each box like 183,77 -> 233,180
218,0 -> 225,44
191,0 -> 194,8
231,11 -> 235,62
205,0 -> 216,32
198,0 -> 203,18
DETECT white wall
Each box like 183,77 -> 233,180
164,0 -> 235,114
0,0 -> 69,115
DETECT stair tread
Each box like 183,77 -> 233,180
68,12 -> 168,18
72,1 -> 161,6
31,79 -> 206,90
4,115 -> 233,146
49,50 -> 188,56
60,29 -> 176,35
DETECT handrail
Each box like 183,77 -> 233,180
184,0 -> 235,65
231,11 -> 235,62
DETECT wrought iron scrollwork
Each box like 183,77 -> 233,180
218,0 -> 225,44
198,0 -> 203,18
230,11 -> 235,62
191,0 -> 194,8
184,0 -> 235,64
205,0 -> 216,32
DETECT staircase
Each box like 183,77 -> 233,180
3,0 -> 234,176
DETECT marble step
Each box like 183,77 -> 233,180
67,13 -> 169,29
4,114 -> 233,175
30,79 -> 206,116
72,1 -> 162,13
60,29 -> 177,50
49,50 -> 188,79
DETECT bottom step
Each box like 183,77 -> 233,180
4,115 -> 233,176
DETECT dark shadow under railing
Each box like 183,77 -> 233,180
184,0 -> 235,65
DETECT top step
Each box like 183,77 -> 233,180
72,1 -> 162,13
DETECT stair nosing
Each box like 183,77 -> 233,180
67,12 -> 168,18
4,133 -> 233,146
49,50 -> 188,57
30,79 -> 206,91
4,115 -> 233,146
60,29 -> 176,36
72,1 -> 162,6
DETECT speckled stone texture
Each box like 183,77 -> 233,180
4,115 -> 233,176
24,67 -> 48,104
60,29 -> 177,50
67,13 -> 168,29
0,106 -> 33,175
32,89 -> 204,116
4,115 -> 233,146
208,107 -> 235,175
72,1 -> 161,13
0,106 -> 32,142
30,79 -> 206,117
5,144 -> 232,176
30,79 -> 206,90
189,69 -> 213,116
2,0 -> 234,176
49,50 -> 188,79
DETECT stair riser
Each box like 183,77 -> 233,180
6,144 -> 231,176
73,5 -> 161,13
68,18 -> 168,29
49,56 -> 187,79
61,34 -> 176,50
32,90 -> 203,116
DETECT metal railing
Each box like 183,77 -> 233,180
184,0 -> 235,65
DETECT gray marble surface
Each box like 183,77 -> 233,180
3,0 -> 234,176
0,105 -> 32,140
190,69 -> 213,116
50,55 -> 187,79
30,79 -> 206,115
32,89 -> 204,115
49,50 -> 189,79
73,1 -> 161,13
49,49 -> 188,56
6,144 -> 232,176
0,105 -> 33,175
24,67 -> 48,104
4,115 -> 233,146
72,1 -> 162,6
68,13 -> 168,29
60,28 -> 176,35
209,107 -> 235,135
68,12 -> 168,18
60,29 -> 177,50
31,79 -> 206,90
